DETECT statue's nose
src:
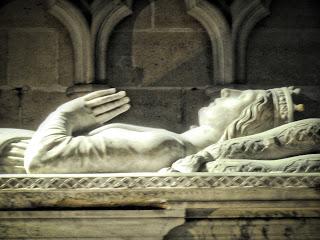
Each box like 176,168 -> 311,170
220,88 -> 241,98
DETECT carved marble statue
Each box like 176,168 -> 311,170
0,87 -> 319,174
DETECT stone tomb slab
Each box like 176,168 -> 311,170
0,173 -> 319,239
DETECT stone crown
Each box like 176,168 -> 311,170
269,86 -> 300,127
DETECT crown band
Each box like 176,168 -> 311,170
269,86 -> 298,127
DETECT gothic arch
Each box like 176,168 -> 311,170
92,0 -> 132,82
231,0 -> 272,83
45,0 -> 93,84
185,0 -> 233,84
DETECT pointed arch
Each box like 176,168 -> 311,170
185,0 -> 233,84
45,0 -> 93,84
232,0 -> 272,83
92,0 -> 132,82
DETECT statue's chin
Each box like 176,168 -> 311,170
198,107 -> 208,126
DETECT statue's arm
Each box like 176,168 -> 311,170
164,118 -> 320,172
24,89 -> 131,173
89,124 -> 165,135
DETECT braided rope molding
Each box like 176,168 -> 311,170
0,173 -> 319,190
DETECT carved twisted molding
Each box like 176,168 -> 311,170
0,173 -> 319,190
45,0 -> 94,84
185,0 -> 233,84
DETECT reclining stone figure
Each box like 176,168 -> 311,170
0,87 -> 319,174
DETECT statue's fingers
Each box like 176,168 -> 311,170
85,91 -> 126,108
83,88 -> 116,101
10,142 -> 28,150
96,104 -> 130,124
3,156 -> 24,165
7,147 -> 25,158
92,97 -> 130,116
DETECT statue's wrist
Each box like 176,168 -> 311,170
54,107 -> 100,134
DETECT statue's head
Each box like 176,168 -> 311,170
198,86 -> 303,141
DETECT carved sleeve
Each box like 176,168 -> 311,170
24,110 -> 112,173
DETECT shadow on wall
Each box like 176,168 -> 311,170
164,218 -> 314,240
294,89 -> 320,120
106,0 -> 213,87
246,0 -> 320,85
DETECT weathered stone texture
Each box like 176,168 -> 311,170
111,88 -> 184,132
0,89 -> 20,128
247,29 -> 320,85
107,0 -> 212,87
247,0 -> 320,85
0,0 -> 319,133
0,31 -> 7,86
57,30 -> 74,87
7,29 -> 59,87
0,0 -> 74,88
0,0 -> 53,28
257,0 -> 320,29
21,91 -> 69,130
116,0 -> 153,31
0,173 -> 319,239
184,88 -> 212,128
165,219 -> 320,240
154,0 -> 204,30
108,31 -> 211,87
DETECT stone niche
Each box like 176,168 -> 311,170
0,0 -> 73,129
106,0 -> 212,87
0,0 -> 74,88
101,0 -> 214,132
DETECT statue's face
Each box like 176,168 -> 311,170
198,88 -> 264,129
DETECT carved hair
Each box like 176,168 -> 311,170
219,91 -> 274,141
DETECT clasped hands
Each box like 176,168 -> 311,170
57,88 -> 130,132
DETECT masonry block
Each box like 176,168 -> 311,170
247,29 -> 320,85
154,0 -> 204,30
0,30 -> 7,86
0,0 -> 55,28
0,89 -> 20,128
7,29 -> 59,88
110,88 -> 184,132
115,0 -> 152,31
184,88 -> 214,128
108,31 -> 212,87
21,90 -> 69,130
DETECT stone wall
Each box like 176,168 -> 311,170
0,0 -> 319,131
247,0 -> 320,85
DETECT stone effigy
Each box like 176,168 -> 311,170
0,86 -> 320,240
0,86 -> 319,174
